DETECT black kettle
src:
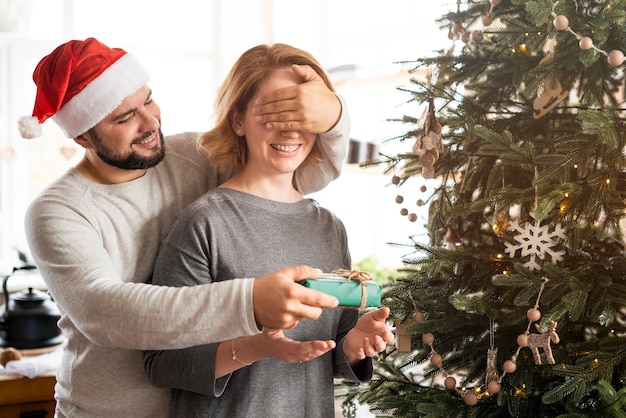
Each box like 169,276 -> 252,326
1,265 -> 63,349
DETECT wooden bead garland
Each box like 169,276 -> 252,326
399,276 -> 556,406
550,2 -> 625,67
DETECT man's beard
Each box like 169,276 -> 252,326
90,129 -> 166,170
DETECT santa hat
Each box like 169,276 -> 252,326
17,37 -> 150,139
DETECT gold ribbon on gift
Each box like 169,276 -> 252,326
325,269 -> 374,309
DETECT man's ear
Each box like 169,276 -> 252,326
73,132 -> 94,150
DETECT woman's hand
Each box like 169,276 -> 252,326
343,307 -> 393,364
217,326 -> 336,378
258,327 -> 336,364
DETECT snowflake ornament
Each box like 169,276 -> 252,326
504,213 -> 566,271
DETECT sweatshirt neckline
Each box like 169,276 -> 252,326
212,188 -> 316,215
69,166 -> 151,190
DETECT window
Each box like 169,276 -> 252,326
0,0 -> 447,271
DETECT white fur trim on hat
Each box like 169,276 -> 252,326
18,115 -> 43,139
52,53 -> 150,138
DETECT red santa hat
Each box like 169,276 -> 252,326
18,37 -> 150,139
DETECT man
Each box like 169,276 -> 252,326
18,38 -> 349,417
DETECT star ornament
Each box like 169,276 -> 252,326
504,213 -> 567,271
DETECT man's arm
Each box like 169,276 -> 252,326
25,198 -> 337,350
292,96 -> 349,194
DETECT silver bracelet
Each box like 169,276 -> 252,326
231,340 -> 252,366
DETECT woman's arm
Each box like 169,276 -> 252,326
144,329 -> 336,396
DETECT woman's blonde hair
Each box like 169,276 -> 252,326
198,43 -> 335,172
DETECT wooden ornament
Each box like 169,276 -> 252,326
463,391 -> 479,406
485,348 -> 499,384
487,380 -> 501,394
413,98 -> 443,178
394,320 -> 412,352
526,321 -> 559,365
533,55 -> 569,119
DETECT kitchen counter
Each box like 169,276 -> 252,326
0,373 -> 56,417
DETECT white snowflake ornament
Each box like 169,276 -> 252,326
504,213 -> 566,271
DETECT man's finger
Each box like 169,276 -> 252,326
291,64 -> 321,83
297,286 -> 339,314
254,86 -> 296,110
254,66 -> 317,110
285,265 -> 323,281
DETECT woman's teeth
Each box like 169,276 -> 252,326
271,144 -> 299,153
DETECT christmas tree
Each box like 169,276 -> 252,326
341,0 -> 626,416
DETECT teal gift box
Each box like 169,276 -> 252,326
299,270 -> 382,308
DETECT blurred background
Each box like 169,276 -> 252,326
0,0 -> 450,273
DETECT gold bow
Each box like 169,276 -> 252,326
325,269 -> 373,309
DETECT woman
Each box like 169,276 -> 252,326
143,43 -> 392,418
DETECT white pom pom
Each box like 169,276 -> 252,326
17,115 -> 43,139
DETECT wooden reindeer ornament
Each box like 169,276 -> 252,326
526,321 -> 559,365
